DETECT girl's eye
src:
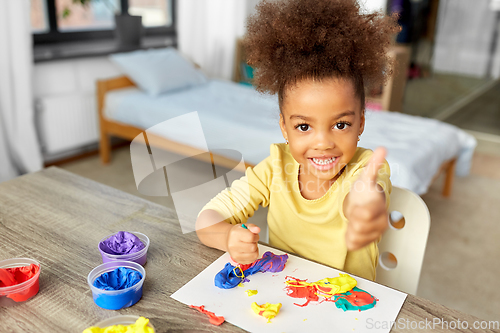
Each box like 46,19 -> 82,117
335,122 -> 351,130
296,124 -> 310,132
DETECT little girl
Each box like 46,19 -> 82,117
196,0 -> 399,281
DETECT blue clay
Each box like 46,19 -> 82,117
93,267 -> 142,290
92,267 -> 143,310
215,252 -> 288,289
92,284 -> 143,310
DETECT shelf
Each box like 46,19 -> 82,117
34,35 -> 177,63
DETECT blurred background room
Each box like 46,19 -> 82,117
1,0 -> 499,323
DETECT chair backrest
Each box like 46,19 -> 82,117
376,186 -> 431,295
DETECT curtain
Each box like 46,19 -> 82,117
0,0 -> 43,182
177,0 -> 389,80
432,0 -> 498,77
177,0 -> 247,81
490,2 -> 500,79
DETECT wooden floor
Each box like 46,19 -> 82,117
402,73 -> 491,118
444,80 -> 500,137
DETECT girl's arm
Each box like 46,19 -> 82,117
195,153 -> 274,263
196,209 -> 261,264
195,209 -> 233,251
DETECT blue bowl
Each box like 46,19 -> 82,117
87,261 -> 146,310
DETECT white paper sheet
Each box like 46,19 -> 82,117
171,244 -> 407,332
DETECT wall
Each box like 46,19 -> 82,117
34,57 -> 122,162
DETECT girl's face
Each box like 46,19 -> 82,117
279,78 -> 365,186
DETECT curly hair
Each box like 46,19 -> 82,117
243,0 -> 400,110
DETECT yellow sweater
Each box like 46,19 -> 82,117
200,143 -> 392,280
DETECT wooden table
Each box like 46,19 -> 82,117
0,167 -> 495,332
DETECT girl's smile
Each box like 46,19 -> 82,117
279,77 -> 365,199
308,155 -> 339,171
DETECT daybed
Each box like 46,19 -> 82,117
97,49 -> 476,197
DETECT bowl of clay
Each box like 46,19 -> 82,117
98,231 -> 149,266
89,315 -> 155,332
87,260 -> 146,310
0,258 -> 41,307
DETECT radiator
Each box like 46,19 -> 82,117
37,94 -> 99,155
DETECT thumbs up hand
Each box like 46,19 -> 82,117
344,147 -> 389,251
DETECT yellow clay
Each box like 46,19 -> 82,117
251,302 -> 282,323
246,289 -> 258,296
284,273 -> 357,297
83,317 -> 154,333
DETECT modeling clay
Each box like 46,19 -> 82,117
0,264 -> 39,287
0,264 -> 40,302
246,289 -> 258,296
0,268 -> 17,287
284,273 -> 377,310
189,305 -> 225,326
284,277 -> 319,306
251,302 -> 282,323
100,231 -> 145,255
286,273 -> 357,297
93,267 -> 143,291
83,316 -> 154,333
332,287 -> 377,311
284,273 -> 357,306
214,251 -> 288,289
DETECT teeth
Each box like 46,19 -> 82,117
312,157 -> 336,165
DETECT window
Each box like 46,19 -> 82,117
31,0 -> 50,34
31,0 -> 175,44
56,0 -> 121,32
129,0 -> 172,27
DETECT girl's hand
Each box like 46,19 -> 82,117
344,147 -> 389,251
226,223 -> 260,264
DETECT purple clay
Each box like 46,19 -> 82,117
100,231 -> 145,255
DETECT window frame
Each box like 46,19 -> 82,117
33,0 -> 176,44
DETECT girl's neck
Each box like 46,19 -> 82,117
298,166 -> 345,200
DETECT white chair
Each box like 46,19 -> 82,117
376,186 -> 431,295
